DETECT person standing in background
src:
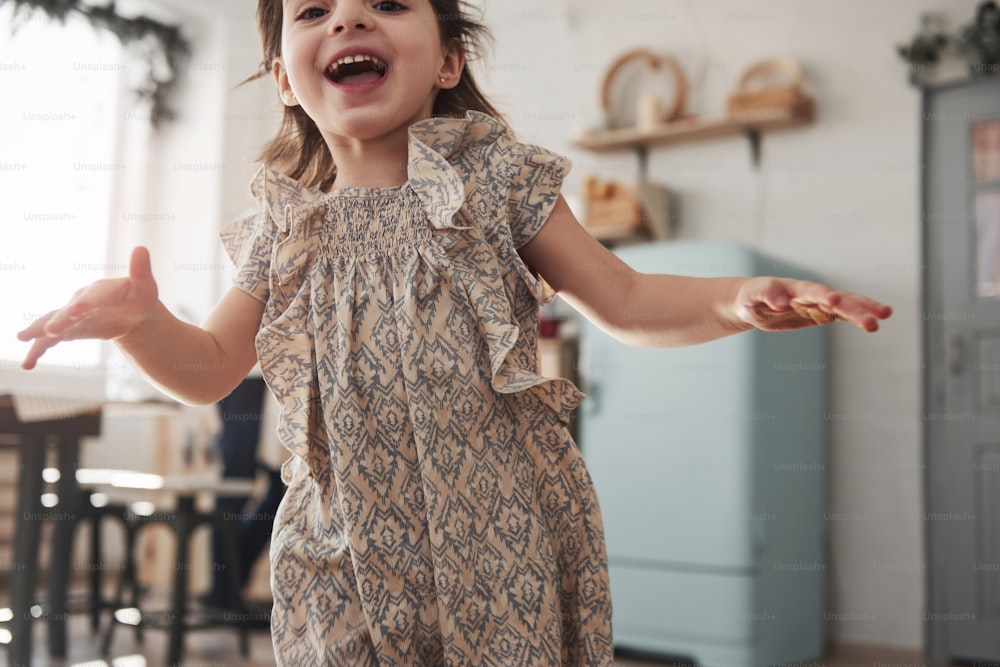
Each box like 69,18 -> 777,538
205,372 -> 286,615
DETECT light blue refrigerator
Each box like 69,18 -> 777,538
576,241 -> 827,667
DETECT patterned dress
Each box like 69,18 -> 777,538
220,111 -> 612,666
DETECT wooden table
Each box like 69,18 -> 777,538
0,394 -> 102,666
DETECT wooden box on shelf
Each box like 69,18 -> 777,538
727,86 -> 813,117
725,57 -> 813,119
582,175 -> 671,244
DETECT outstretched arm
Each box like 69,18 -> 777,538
18,247 -> 263,405
518,196 -> 892,348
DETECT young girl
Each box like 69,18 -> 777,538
19,0 -> 892,664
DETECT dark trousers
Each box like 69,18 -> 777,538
207,377 -> 286,608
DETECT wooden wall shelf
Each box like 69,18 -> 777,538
572,103 -> 816,242
572,105 -> 815,153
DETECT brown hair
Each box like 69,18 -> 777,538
248,0 -> 506,190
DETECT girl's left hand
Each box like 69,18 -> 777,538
734,277 -> 893,333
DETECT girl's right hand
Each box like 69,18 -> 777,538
18,246 -> 160,370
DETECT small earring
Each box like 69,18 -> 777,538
439,77 -> 447,84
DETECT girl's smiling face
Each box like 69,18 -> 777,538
274,0 -> 464,144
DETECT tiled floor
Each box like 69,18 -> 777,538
1,607 -> 936,667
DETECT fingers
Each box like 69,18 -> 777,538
21,333 -> 61,370
17,305 -> 83,369
748,279 -> 834,326
823,290 -> 891,332
802,286 -> 892,333
798,291 -> 891,333
778,280 -> 892,333
758,280 -> 792,312
18,247 -> 156,371
850,294 -> 893,319
17,310 -> 57,343
18,310 -> 65,369
41,301 -> 93,337
789,301 -> 839,326
129,246 -> 154,284
745,279 -> 891,333
760,279 -> 842,313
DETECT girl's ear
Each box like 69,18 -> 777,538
272,58 -> 298,107
438,38 -> 466,88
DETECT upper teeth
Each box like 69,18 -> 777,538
328,54 -> 386,74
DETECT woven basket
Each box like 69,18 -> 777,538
727,58 -> 812,116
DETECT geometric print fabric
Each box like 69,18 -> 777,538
220,111 -> 613,665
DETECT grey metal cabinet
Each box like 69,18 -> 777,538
923,76 -> 1000,662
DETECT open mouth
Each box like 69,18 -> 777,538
325,54 -> 388,86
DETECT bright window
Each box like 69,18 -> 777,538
0,6 -> 124,368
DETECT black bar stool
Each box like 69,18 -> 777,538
79,471 -> 257,666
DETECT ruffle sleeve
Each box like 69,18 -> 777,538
218,166 -> 275,304
219,165 -> 324,484
408,111 -> 571,306
500,140 -> 569,306
406,111 -> 584,422
504,142 -> 571,249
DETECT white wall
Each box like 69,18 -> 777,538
471,0 -> 982,650
128,0 -> 276,325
